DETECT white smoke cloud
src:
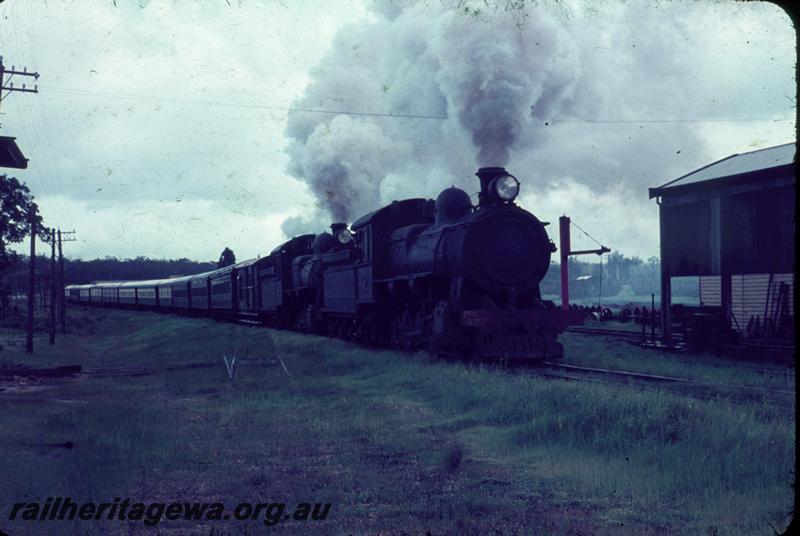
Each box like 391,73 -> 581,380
6,0 -> 788,263
296,114 -> 410,222
285,1 -> 581,227
283,0 -> 793,251
430,6 -> 579,165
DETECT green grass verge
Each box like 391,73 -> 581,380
0,307 -> 794,535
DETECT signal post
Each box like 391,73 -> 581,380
558,215 -> 610,311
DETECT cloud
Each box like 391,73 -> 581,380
285,2 -> 582,223
2,0 -> 366,258
283,0 -> 794,257
31,194 -> 296,262
1,0 -> 793,262
519,177 -> 660,262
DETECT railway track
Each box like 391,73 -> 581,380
566,325 -> 690,348
540,360 -> 793,395
441,347 -> 794,408
564,325 -> 795,378
567,325 -> 664,337
528,360 -> 795,409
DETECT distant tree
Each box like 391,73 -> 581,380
60,257 -> 215,285
1,175 -> 43,316
1,175 -> 39,260
218,247 -> 236,268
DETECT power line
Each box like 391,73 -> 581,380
553,117 -> 791,124
40,85 -> 449,120
40,85 -> 793,124
0,55 -> 40,113
570,219 -> 605,248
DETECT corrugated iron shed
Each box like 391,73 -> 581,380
652,142 -> 795,276
650,142 -> 796,340
649,142 -> 795,197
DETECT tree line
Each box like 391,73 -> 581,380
0,255 -> 217,318
540,251 -> 697,301
2,174 -> 234,320
5,172 -> 694,315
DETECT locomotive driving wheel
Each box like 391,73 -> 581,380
471,331 -> 490,364
295,303 -> 316,333
354,311 -> 388,346
392,303 -> 432,352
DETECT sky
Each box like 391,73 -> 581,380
0,0 -> 795,263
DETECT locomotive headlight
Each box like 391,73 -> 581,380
336,228 -> 354,245
493,174 -> 520,201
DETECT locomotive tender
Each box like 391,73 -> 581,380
67,167 -> 582,361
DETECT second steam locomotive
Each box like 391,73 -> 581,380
67,167 -> 581,361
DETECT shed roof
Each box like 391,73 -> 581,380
0,136 -> 28,169
649,142 -> 795,198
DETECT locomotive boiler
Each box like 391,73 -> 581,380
379,167 -> 574,360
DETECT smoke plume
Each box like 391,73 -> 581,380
283,0 -> 710,236
283,1 -> 580,232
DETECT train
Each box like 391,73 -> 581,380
66,167 -> 583,361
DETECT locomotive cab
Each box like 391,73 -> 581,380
287,223 -> 359,333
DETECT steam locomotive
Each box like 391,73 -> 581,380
66,167 -> 582,361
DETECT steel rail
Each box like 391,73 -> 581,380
564,326 -> 794,377
533,367 -> 794,410
538,361 -> 795,397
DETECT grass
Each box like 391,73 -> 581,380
561,328 -> 794,391
0,306 -> 794,535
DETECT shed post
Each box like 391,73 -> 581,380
721,193 -> 732,328
721,270 -> 732,324
710,196 -> 732,326
658,203 -> 672,341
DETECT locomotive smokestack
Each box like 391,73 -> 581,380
476,167 -> 507,194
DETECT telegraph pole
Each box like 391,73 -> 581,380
0,55 -> 40,116
49,229 -> 56,345
57,229 -> 76,333
3,55 -> 41,353
58,229 -> 64,332
26,204 -> 37,354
